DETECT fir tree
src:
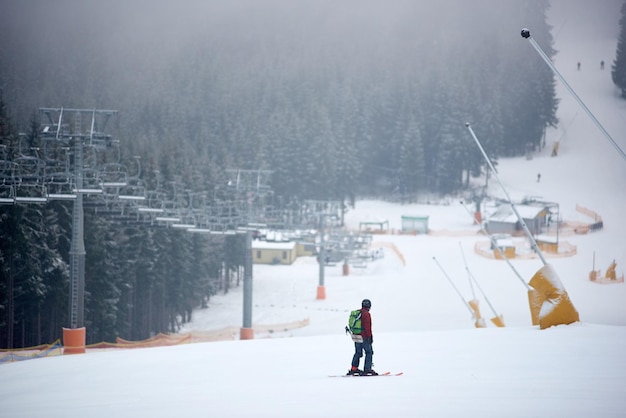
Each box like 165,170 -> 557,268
397,117 -> 426,199
613,1 -> 626,97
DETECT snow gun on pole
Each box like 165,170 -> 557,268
465,123 -> 580,329
459,243 -> 505,327
459,200 -> 530,291
432,256 -> 486,328
521,28 -> 626,164
465,123 -> 547,265
456,241 -> 484,325
461,241 -> 477,301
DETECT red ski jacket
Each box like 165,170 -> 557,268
360,308 -> 372,339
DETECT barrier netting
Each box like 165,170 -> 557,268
0,318 -> 309,364
0,340 -> 63,364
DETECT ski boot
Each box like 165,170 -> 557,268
346,367 -> 363,376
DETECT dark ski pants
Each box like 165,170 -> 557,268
351,338 -> 373,371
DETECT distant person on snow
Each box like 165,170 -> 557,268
537,173 -> 541,183
347,299 -> 378,376
577,62 -> 581,71
601,60 -> 605,70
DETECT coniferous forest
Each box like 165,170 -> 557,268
0,0 -> 560,348
612,1 -> 626,96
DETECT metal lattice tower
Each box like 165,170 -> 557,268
224,168 -> 273,338
40,107 -> 117,329
69,111 -> 85,328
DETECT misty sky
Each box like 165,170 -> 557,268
2,0 -> 621,77
0,0 -> 623,123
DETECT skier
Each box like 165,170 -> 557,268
347,299 -> 378,376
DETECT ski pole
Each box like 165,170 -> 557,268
521,28 -> 626,164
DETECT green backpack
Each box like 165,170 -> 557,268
347,309 -> 363,334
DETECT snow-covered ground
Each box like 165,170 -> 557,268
1,1 -> 625,417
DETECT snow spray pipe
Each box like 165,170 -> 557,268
465,123 -> 548,266
432,257 -> 475,318
521,28 -> 626,164
459,201 -> 530,290
459,243 -> 502,319
556,112 -> 578,144
459,242 -> 477,300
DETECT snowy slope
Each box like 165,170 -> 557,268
1,1 -> 625,417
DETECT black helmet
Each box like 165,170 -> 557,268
362,299 -> 371,309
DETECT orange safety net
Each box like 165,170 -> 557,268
0,340 -> 63,364
1,318 -> 311,363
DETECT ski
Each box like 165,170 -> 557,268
329,371 -> 403,378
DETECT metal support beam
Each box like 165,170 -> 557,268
317,215 -> 326,300
240,230 -> 254,339
521,28 -> 626,163
69,117 -> 86,329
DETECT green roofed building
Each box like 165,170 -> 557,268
401,215 -> 429,234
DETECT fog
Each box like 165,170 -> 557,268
0,0 -> 622,197
0,1 -> 558,112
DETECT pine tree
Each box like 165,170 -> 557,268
397,117 -> 426,199
613,1 -> 626,97
84,213 -> 124,343
0,98 -> 68,348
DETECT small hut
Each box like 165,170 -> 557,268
401,215 -> 429,234
251,240 -> 297,265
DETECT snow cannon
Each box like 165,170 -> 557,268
527,288 -> 543,326
468,299 -> 487,328
528,264 -> 579,329
490,315 -> 505,328
520,27 -> 626,163
465,123 -> 578,329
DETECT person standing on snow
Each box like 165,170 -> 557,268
347,299 -> 378,376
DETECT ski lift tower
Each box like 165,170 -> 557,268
225,169 -> 273,340
40,107 -> 117,353
303,200 -> 344,300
